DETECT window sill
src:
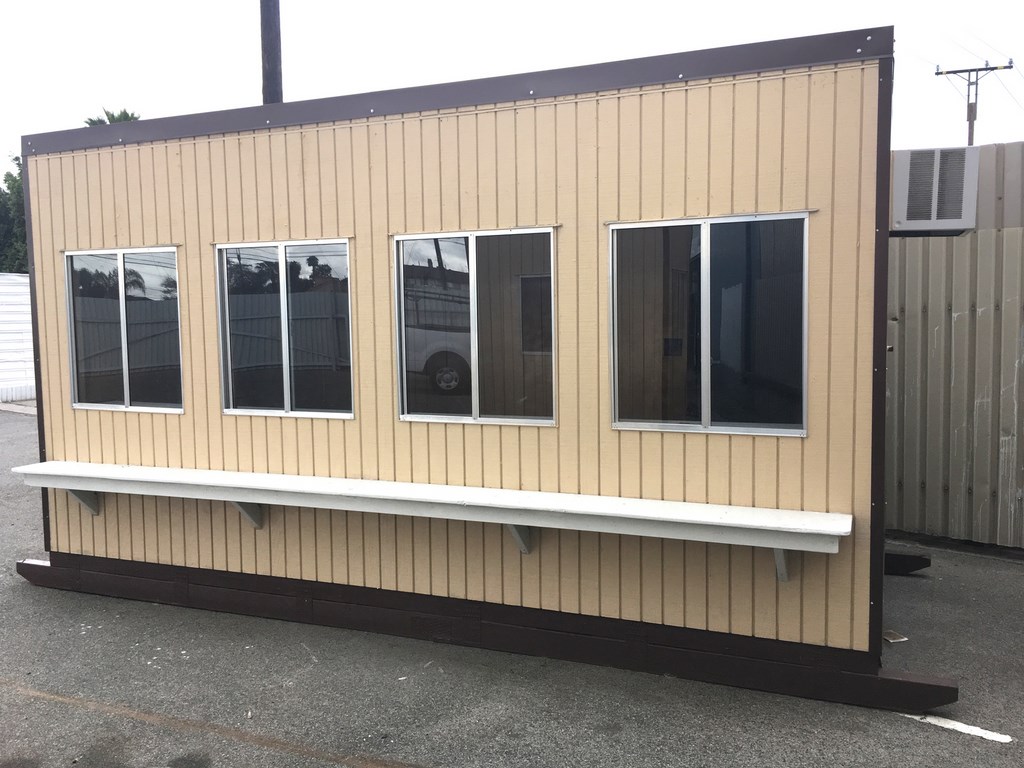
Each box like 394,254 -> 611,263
613,421 -> 806,437
72,403 -> 184,415
223,408 -> 355,420
400,414 -> 556,427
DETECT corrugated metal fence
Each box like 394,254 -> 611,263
0,273 -> 36,402
885,229 -> 1023,546
886,142 -> 1024,547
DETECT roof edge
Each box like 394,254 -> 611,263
23,26 -> 893,157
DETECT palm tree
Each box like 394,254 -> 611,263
85,109 -> 140,127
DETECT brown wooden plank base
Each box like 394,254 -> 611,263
17,553 -> 957,712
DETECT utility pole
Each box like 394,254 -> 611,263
261,0 -> 283,105
935,60 -> 1013,146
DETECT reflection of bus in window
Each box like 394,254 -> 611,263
401,261 -> 472,393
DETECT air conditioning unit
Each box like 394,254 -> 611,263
892,147 -> 979,233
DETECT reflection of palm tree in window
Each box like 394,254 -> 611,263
310,255 -> 334,284
287,254 -> 336,293
75,266 -> 151,301
160,276 -> 177,300
75,267 -> 119,298
123,268 -> 146,297
226,256 -> 278,293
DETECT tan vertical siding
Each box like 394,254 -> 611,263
32,60 -> 880,650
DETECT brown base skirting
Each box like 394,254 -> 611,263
18,552 -> 957,712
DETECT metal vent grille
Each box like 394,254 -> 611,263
936,148 -> 967,219
892,146 -> 979,233
906,150 -> 936,220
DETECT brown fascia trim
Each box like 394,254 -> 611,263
19,552 -> 957,712
20,154 -> 50,551
22,26 -> 893,158
868,55 -> 895,662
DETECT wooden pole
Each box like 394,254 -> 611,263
261,0 -> 283,105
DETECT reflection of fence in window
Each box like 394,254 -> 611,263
75,298 -> 179,374
226,294 -> 282,375
403,286 -> 470,332
289,301 -> 350,371
228,293 -> 351,371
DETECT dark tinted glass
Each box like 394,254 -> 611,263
124,251 -> 181,407
69,253 -> 124,405
401,238 -> 472,416
477,233 -> 553,419
709,219 -> 803,428
286,243 -> 352,412
223,247 -> 284,409
520,276 -> 552,354
615,226 -> 701,423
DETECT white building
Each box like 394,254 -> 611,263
0,273 -> 36,402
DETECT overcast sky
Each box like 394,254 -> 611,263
3,0 -> 1022,177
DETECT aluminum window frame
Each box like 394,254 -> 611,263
216,238 -> 355,420
610,212 -> 809,437
65,246 -> 185,414
395,227 -> 557,426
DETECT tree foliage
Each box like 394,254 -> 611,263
226,254 -> 340,295
0,108 -> 142,274
72,265 -> 145,298
85,108 -> 140,126
0,156 -> 27,273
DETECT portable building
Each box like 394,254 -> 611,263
13,26 -> 956,710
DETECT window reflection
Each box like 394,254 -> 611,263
477,233 -> 553,419
398,232 -> 556,421
615,226 -> 701,423
223,247 -> 284,409
520,276 -> 552,354
709,219 -> 803,428
286,243 -> 352,412
69,253 -> 124,404
401,237 -> 472,416
124,251 -> 181,408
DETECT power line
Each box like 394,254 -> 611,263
967,32 -> 1011,62
947,35 -> 987,63
940,75 -> 968,102
993,74 -> 1024,115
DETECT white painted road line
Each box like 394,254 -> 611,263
897,713 -> 1013,743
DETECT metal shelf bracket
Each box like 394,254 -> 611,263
231,501 -> 265,529
506,524 -> 534,555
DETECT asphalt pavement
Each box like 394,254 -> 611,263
0,406 -> 1021,767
